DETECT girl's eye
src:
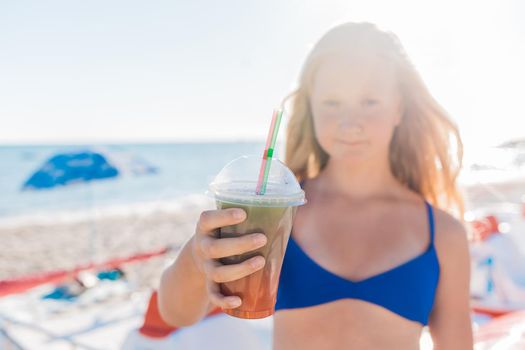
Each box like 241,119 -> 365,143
323,99 -> 340,107
363,99 -> 379,107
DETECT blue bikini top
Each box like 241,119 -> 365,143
275,189 -> 440,326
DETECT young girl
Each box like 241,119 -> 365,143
158,22 -> 473,349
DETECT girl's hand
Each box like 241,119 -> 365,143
191,208 -> 267,309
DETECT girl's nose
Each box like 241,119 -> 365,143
338,122 -> 364,136
337,110 -> 364,133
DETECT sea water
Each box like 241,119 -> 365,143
0,142 -> 283,222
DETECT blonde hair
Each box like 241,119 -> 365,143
282,22 -> 464,217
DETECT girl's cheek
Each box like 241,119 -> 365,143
313,110 -> 339,127
313,118 -> 337,141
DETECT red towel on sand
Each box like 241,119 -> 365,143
139,291 -> 223,338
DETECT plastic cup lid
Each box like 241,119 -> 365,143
207,155 -> 306,207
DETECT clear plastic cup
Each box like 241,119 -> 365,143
207,155 -> 306,319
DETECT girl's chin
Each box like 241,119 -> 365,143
329,151 -> 369,163
332,143 -> 369,157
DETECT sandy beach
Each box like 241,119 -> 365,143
0,182 -> 519,282
0,194 -> 215,285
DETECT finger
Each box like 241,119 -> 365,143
196,208 -> 246,236
208,255 -> 266,283
200,233 -> 267,259
207,281 -> 242,309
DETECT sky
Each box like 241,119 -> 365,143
1,0 -> 524,152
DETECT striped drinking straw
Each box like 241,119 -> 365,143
255,108 -> 283,195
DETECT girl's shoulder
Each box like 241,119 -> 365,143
430,206 -> 469,262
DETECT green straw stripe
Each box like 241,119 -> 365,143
269,110 -> 283,150
260,109 -> 283,194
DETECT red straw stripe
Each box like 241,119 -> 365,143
256,110 -> 278,194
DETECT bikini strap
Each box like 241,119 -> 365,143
425,201 -> 435,244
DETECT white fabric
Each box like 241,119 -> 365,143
121,314 -> 273,350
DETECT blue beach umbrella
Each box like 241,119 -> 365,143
22,148 -> 157,190
20,147 -> 158,263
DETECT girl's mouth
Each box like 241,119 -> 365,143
337,139 -> 367,146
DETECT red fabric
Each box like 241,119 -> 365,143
472,305 -> 515,318
484,215 -> 499,234
475,310 -> 525,343
469,215 -> 500,242
139,290 -> 223,338
0,247 -> 168,297
139,291 -> 178,338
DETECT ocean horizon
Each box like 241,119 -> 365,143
0,141 -> 289,221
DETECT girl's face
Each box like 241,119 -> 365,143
309,52 -> 404,164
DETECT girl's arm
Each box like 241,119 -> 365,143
428,209 -> 473,349
158,208 -> 266,327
